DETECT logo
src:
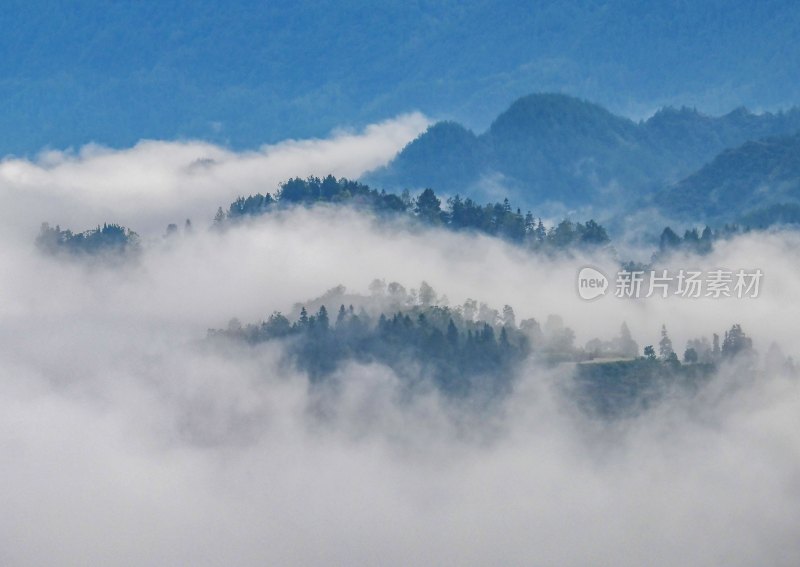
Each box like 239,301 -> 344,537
577,266 -> 609,300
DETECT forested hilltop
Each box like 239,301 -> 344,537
212,175 -> 611,253
29,180 -> 796,416
215,176 -> 762,261
35,174 -> 761,261
36,223 -> 140,256
209,283 -> 790,414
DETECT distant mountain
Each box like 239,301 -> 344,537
656,133 -> 800,223
378,122 -> 488,193
4,1 -> 800,155
365,94 -> 800,209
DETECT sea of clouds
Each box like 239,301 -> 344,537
0,116 -> 798,566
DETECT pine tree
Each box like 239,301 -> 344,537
213,207 -> 226,225
659,324 -> 674,360
317,306 -> 329,331
502,305 -> 516,328
659,227 -> 681,252
446,319 -> 459,348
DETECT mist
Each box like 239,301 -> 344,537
0,112 -> 428,238
1,124 -> 799,566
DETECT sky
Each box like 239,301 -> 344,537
2,0 -> 800,155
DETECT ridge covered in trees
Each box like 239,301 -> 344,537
215,175 -> 612,251
208,283 -> 786,412
36,222 -> 140,256
209,284 -> 535,397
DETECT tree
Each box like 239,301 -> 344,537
336,305 -> 347,327
578,219 -> 610,246
499,327 -> 511,350
617,322 -> 639,358
298,307 -> 309,328
699,226 -> 714,254
549,219 -> 576,248
320,174 -> 340,200
502,305 -> 516,328
644,345 -> 656,360
368,279 -> 387,296
419,281 -> 436,306
524,212 -> 535,236
722,324 -> 752,358
684,347 -> 698,364
414,188 -> 443,224
446,319 -> 459,348
534,219 -> 546,242
659,324 -> 674,360
316,306 -> 329,331
659,227 -> 681,252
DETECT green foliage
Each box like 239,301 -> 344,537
211,282 -> 764,412
210,302 -> 531,397
229,193 -> 275,219
220,175 -> 408,221
721,324 -> 753,359
36,222 -> 140,256
217,176 -> 610,252
573,358 -> 714,418
654,224 -> 730,257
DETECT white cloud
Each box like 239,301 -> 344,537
0,127 -> 798,566
0,112 -> 429,237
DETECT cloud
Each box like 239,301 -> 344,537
0,112 -> 429,237
0,134 -> 799,566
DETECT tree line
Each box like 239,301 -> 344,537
209,302 -> 530,397
214,175 -> 612,251
36,222 -> 140,256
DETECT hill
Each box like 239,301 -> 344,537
366,94 -> 800,209
656,133 -> 800,223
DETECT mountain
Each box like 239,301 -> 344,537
3,0 -> 800,155
374,122 -> 489,192
366,94 -> 800,209
482,94 -> 647,204
656,133 -> 800,223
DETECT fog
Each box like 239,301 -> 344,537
0,112 -> 428,237
0,123 -> 798,566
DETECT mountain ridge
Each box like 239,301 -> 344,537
656,132 -> 800,223
365,93 -> 800,210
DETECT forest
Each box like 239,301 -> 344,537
35,222 -> 140,256
208,282 -> 780,411
214,175 -> 612,252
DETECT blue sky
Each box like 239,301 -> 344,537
1,0 -> 799,155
